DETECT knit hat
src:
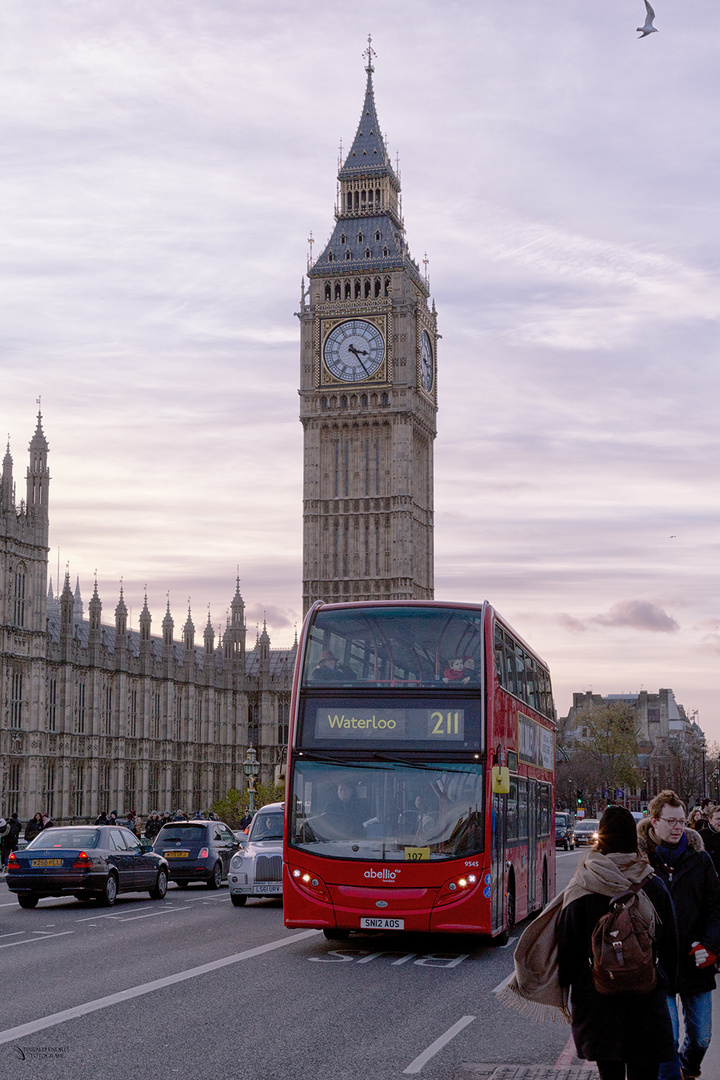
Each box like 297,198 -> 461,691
597,805 -> 638,854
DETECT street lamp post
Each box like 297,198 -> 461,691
243,746 -> 260,816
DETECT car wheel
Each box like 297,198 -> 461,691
323,928 -> 350,941
99,873 -> 118,906
149,869 -> 168,900
206,862 -> 222,890
230,894 -> 247,907
18,893 -> 39,909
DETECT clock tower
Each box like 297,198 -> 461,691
299,41 -> 438,613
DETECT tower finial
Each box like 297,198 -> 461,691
363,34 -> 376,74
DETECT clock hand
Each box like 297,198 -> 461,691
347,344 -> 370,375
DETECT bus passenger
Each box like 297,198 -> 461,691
310,650 -> 344,682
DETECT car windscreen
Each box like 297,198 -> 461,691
576,820 -> 599,830
27,828 -> 99,849
157,825 -> 206,842
249,814 -> 284,842
555,815 -> 568,827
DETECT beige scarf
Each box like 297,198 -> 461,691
495,850 -> 656,1024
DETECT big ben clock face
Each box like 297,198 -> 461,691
420,330 -> 434,393
323,320 -> 385,382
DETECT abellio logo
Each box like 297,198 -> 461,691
363,868 -> 400,882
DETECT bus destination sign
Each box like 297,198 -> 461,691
313,706 -> 465,742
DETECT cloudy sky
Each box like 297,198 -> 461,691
3,1 -> 719,735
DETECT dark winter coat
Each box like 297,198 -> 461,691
25,817 -> 44,843
699,824 -> 720,879
638,818 -> 720,995
558,871 -> 678,1063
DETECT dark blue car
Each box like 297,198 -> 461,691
7,825 -> 169,909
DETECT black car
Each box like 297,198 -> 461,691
153,819 -> 241,888
555,812 -> 575,851
7,825 -> 169,908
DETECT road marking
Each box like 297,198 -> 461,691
0,932 -> 25,940
491,970 -> 515,995
113,907 -> 184,922
555,1035 -> 578,1066
0,929 -> 320,1045
403,1015 -> 475,1074
0,931 -> 73,950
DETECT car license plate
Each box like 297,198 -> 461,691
165,851 -> 189,858
254,884 -> 281,893
360,917 -> 404,930
31,859 -> 63,867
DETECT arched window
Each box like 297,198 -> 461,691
354,191 -> 359,210
361,394 -> 368,407
334,282 -> 341,300
355,280 -> 361,299
340,233 -> 346,244
376,188 -> 381,206
345,250 -> 352,260
375,230 -> 381,241
364,278 -> 371,298
340,395 -> 348,409
365,248 -> 371,259
374,277 -> 381,297
324,283 -> 331,301
327,252 -> 334,262
358,232 -> 363,243
381,392 -> 389,407
368,190 -> 374,209
383,246 -> 389,257
13,563 -> 26,627
321,397 -> 328,410
344,281 -> 351,299
384,276 -> 391,297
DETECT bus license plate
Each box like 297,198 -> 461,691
254,884 -> 281,893
360,917 -> 404,930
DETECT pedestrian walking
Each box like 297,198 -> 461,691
639,789 -> 720,1080
700,806 -> 720,878
6,813 -> 21,863
557,806 -> 678,1080
25,812 -> 44,843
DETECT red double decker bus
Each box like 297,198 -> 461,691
283,601 -> 556,941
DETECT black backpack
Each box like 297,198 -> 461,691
590,881 -> 658,995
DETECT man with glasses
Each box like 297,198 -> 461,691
638,790 -> 720,1080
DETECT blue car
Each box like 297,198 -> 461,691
7,825 -> 169,908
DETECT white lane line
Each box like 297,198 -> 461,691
114,907 -> 184,922
0,929 -> 320,1046
555,1035 -> 578,1066
491,970 -> 515,995
0,931 -> 73,950
403,1015 -> 475,1074
0,931 -> 25,940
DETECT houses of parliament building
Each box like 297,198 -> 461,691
0,46 -> 437,822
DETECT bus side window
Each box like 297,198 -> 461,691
538,784 -> 551,836
494,625 -> 505,686
517,779 -> 529,840
506,778 -> 518,841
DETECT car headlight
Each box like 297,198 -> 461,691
230,855 -> 244,869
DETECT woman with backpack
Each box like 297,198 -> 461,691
557,805 -> 678,1080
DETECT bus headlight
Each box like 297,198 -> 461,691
435,872 -> 479,906
289,864 -> 331,902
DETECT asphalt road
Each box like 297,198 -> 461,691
0,853 -> 583,1080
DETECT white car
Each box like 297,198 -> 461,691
228,802 -> 284,906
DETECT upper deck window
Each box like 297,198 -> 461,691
303,606 -> 485,689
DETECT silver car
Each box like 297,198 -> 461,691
228,803 -> 284,906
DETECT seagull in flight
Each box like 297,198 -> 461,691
638,0 -> 659,37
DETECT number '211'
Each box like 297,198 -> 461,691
431,711 -> 460,735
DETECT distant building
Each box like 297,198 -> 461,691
0,415 -> 294,822
561,688 -> 706,805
